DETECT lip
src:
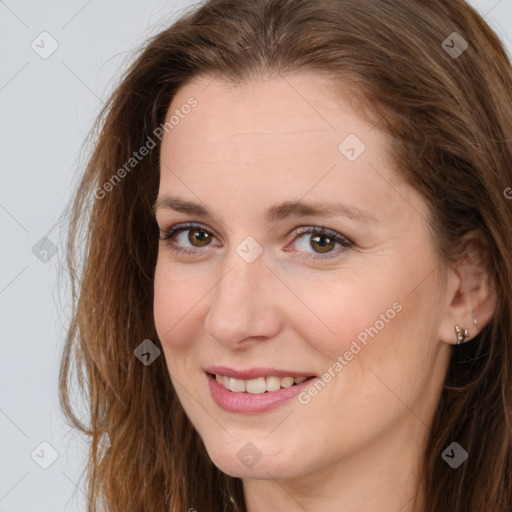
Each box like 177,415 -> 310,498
205,370 -> 317,413
205,366 -> 315,380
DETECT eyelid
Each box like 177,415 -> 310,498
159,221 -> 222,251
284,225 -> 353,247
159,221 -> 219,240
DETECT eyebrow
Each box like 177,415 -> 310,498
153,195 -> 377,224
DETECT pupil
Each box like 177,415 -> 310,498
190,229 -> 210,246
312,234 -> 334,253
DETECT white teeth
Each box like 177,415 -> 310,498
229,377 -> 246,392
214,374 -> 309,394
265,376 -> 281,391
246,378 -> 267,394
280,376 -> 294,388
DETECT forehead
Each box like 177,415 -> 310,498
156,73 -> 430,243
171,73 -> 342,128
160,72 -> 391,176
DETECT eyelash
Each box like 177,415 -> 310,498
158,222 -> 354,261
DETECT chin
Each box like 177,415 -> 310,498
201,435 -> 303,480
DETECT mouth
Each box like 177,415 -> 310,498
206,372 -> 315,394
205,368 -> 318,413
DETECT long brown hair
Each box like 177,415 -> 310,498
58,1 -> 512,510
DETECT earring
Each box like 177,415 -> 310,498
455,324 -> 469,345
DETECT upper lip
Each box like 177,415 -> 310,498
205,366 -> 316,380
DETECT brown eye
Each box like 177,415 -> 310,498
188,228 -> 211,247
289,226 -> 354,261
159,223 -> 219,255
310,234 -> 336,253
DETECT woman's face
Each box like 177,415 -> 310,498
153,72 -> 454,482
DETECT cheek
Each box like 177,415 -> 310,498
292,253 -> 438,387
289,270 -> 406,360
153,258 -> 197,352
308,264 -> 443,406
153,262 -> 210,392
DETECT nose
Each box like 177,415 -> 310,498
203,245 -> 283,349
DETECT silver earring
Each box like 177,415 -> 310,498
455,324 -> 470,345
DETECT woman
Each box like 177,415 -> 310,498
58,0 -> 512,511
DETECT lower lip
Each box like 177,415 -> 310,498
207,373 -> 316,413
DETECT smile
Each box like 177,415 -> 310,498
211,373 -> 308,393
205,368 -> 317,413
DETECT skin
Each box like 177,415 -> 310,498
153,72 -> 496,512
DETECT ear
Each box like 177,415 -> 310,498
438,231 -> 497,345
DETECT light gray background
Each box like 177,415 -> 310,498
1,1 -> 511,510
